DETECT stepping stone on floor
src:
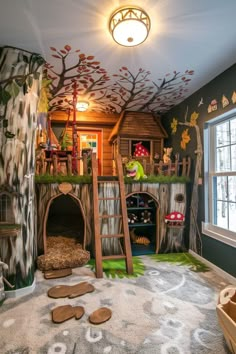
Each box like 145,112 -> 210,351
48,282 -> 95,299
44,268 -> 72,279
89,307 -> 112,324
52,305 -> 85,323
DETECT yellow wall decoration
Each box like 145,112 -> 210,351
180,129 -> 191,150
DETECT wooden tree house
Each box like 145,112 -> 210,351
108,111 -> 168,173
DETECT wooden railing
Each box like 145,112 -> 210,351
35,150 -> 91,176
124,156 -> 191,177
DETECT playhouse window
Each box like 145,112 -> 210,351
0,193 -> 14,223
203,108 -> 236,247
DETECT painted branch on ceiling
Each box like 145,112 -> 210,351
44,45 -> 194,114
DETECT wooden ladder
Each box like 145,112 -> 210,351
91,153 -> 133,278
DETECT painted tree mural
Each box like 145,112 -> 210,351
44,45 -> 194,113
0,46 -> 44,289
171,108 -> 203,253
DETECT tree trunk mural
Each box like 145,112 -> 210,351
36,183 -> 93,255
171,108 -> 203,253
0,46 -> 44,290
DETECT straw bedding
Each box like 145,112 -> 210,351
37,236 -> 90,271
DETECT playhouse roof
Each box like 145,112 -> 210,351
108,111 -> 168,143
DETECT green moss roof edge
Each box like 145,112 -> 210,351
35,174 -> 190,184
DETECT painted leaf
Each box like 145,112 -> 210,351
27,75 -> 34,88
180,129 -> 191,150
6,81 -> 20,98
50,47 -> 57,51
64,45 -> 71,51
0,87 -> 11,105
190,111 -> 199,126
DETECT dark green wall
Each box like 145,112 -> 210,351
162,63 -> 236,278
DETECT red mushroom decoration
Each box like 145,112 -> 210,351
165,211 -> 185,226
133,142 -> 149,157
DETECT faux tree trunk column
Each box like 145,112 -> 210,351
0,46 -> 44,292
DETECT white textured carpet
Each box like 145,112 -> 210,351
0,255 -> 233,354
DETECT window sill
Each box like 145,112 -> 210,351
202,222 -> 236,248
0,223 -> 21,238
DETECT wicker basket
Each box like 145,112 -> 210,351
217,287 -> 236,353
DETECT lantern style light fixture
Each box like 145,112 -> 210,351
109,6 -> 151,47
76,101 -> 89,112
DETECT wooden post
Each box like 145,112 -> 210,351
67,154 -> 72,175
52,155 -> 58,176
83,155 -> 88,175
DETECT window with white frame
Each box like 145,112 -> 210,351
203,109 -> 236,247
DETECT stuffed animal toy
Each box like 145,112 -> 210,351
130,229 -> 150,245
128,213 -> 138,224
163,147 -> 173,164
125,160 -> 147,180
141,210 -> 152,224
126,197 -> 135,207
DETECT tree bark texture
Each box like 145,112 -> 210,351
0,47 -> 44,289
36,183 -> 93,255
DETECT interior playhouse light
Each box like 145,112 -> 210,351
76,101 -> 89,112
109,6 -> 151,47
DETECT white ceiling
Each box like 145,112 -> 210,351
1,0 -> 236,114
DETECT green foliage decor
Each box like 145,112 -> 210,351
35,174 -> 189,184
124,175 -> 190,184
35,174 -> 92,184
150,253 -> 210,273
87,257 -> 145,279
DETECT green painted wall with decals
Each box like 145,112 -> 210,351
162,63 -> 236,278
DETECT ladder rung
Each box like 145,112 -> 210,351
98,197 -> 121,201
102,255 -> 126,261
99,214 -> 122,219
99,233 -> 124,239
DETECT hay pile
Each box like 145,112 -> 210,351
37,236 -> 90,271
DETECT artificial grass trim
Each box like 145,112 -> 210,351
35,174 -> 190,184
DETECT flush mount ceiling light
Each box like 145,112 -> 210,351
109,6 -> 151,47
76,101 -> 89,112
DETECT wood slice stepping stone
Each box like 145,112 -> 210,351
44,268 -> 72,279
48,281 -> 95,299
89,307 -> 112,325
52,305 -> 85,323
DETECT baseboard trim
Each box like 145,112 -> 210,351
5,278 -> 36,298
189,250 -> 236,285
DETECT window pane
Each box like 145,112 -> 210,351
230,118 -> 236,143
228,176 -> 236,202
215,201 -> 228,229
229,202 -> 236,232
216,146 -> 230,171
216,176 -> 228,201
216,121 -> 230,147
231,144 -> 236,171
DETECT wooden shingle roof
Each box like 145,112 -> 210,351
108,111 -> 168,142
